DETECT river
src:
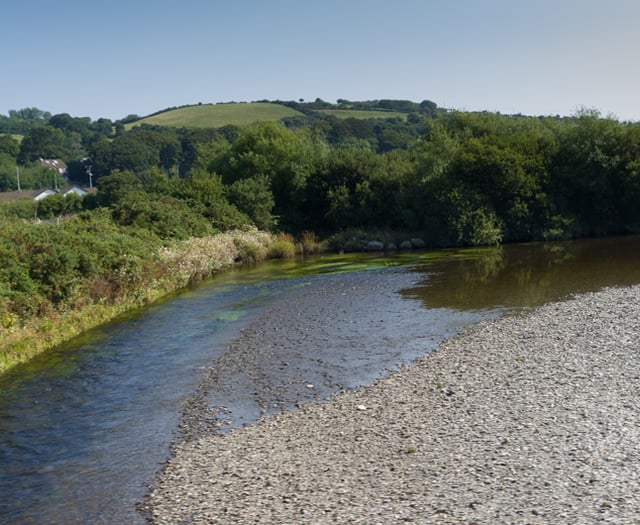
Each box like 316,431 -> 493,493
1,235 -> 640,524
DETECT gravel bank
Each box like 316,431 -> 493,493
145,285 -> 640,524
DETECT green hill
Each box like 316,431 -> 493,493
127,103 -> 305,129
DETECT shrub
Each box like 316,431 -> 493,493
268,233 -> 296,258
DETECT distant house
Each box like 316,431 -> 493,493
33,188 -> 58,201
0,185 -> 96,202
60,185 -> 90,197
39,158 -> 68,178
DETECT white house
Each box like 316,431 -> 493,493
60,185 -> 89,197
32,188 -> 57,201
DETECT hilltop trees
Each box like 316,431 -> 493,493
0,108 -> 51,134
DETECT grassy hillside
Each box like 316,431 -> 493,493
127,103 -> 305,129
0,133 -> 23,143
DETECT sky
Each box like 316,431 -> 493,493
2,0 -> 640,122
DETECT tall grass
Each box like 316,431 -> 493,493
299,230 -> 322,255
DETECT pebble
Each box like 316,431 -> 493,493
143,285 -> 640,524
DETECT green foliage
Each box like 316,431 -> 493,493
0,108 -> 51,134
18,125 -> 84,163
551,112 -> 633,235
111,191 -> 213,239
35,193 -> 84,220
225,174 -> 276,231
96,170 -> 143,206
216,121 -> 326,231
0,156 -> 64,192
168,172 -> 249,231
267,233 -> 296,258
306,147 -> 397,233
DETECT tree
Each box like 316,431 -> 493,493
49,113 -> 91,136
305,147 -> 387,232
225,174 -> 276,230
219,121 -> 324,231
18,126 -> 72,163
10,108 -> 51,121
90,118 -> 114,139
88,128 -> 181,177
96,170 -> 143,207
419,100 -> 438,117
550,112 -> 627,236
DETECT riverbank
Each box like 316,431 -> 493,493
0,228 -> 276,374
145,284 -> 640,524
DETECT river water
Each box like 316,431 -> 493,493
1,235 -> 639,524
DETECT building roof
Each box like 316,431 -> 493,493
33,188 -> 57,201
0,186 -> 96,202
60,185 -> 97,196
39,158 -> 68,175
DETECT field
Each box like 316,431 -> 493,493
125,103 -> 411,130
127,103 -> 305,129
0,134 -> 23,143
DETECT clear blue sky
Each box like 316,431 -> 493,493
3,0 -> 639,121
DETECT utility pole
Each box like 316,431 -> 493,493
16,165 -> 21,191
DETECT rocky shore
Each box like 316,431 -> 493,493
145,285 -> 640,524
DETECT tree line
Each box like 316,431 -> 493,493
2,103 -> 640,247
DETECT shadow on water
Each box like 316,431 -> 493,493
1,235 -> 640,524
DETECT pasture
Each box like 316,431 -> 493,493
127,103 -> 304,129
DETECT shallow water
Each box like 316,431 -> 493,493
1,235 -> 639,524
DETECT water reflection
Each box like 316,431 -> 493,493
402,235 -> 640,311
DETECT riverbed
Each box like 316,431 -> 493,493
2,236 -> 640,524
146,284 -> 640,524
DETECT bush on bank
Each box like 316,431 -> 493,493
0,213 -> 275,374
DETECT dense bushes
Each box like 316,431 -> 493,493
145,111 -> 640,245
0,210 -> 275,371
